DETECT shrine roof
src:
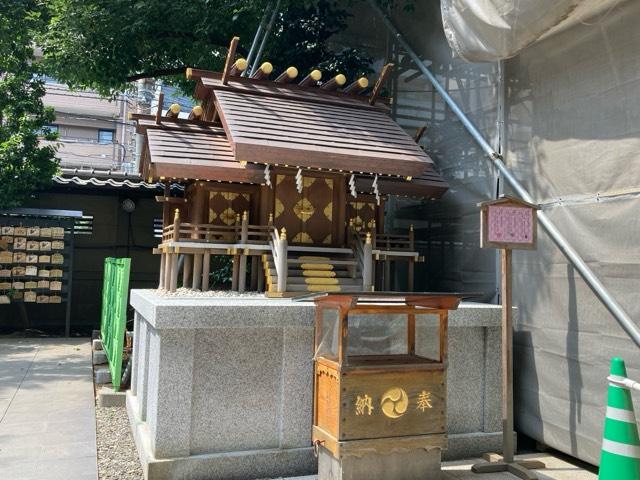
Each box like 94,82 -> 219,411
137,118 -> 263,184
356,168 -> 448,199
191,71 -> 434,178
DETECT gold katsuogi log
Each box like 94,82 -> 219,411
11,266 -> 25,276
188,105 -> 204,120
40,227 -> 52,237
25,281 -> 37,289
37,280 -> 50,289
1,226 -> 14,235
26,254 -> 38,264
51,240 -> 64,250
39,241 -> 51,251
251,62 -> 273,80
39,255 -> 51,264
344,77 -> 369,94
51,227 -> 64,238
51,253 -> 64,265
27,226 -> 40,237
275,66 -> 299,83
229,58 -> 248,76
24,291 -> 36,302
50,269 -> 63,278
0,251 -> 13,263
25,266 -> 37,276
299,69 -> 322,87
49,295 -> 62,304
49,281 -> 62,291
0,295 -> 10,304
13,252 -> 26,263
38,269 -> 50,278
14,227 -> 27,236
26,240 -> 39,251
36,295 -> 49,304
0,282 -> 11,290
13,237 -> 26,250
320,73 -> 347,91
12,282 -> 24,290
0,269 -> 10,277
165,103 -> 181,118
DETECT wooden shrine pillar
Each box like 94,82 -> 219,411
163,250 -> 172,291
158,252 -> 165,289
202,251 -> 211,292
408,224 -> 415,292
168,210 -> 182,292
183,255 -> 193,289
189,184 -> 208,291
238,211 -> 249,292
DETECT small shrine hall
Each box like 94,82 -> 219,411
134,38 -> 448,296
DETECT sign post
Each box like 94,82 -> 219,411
472,196 -> 545,480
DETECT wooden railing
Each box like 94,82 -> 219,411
269,227 -> 288,293
162,211 -> 271,245
362,229 -> 414,252
348,225 -> 373,291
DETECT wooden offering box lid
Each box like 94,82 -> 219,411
312,292 -> 469,313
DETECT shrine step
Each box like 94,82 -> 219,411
271,283 -> 364,293
264,262 -> 354,273
266,276 -> 361,286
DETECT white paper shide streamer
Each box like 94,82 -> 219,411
349,174 -> 357,198
296,168 -> 303,193
264,164 -> 272,188
372,174 -> 380,205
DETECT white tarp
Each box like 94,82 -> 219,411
441,0 -> 624,62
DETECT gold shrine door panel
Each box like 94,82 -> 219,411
274,174 -> 338,245
348,199 -> 380,233
208,191 -> 252,225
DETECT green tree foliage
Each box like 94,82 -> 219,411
40,0 -> 373,96
0,0 -> 58,208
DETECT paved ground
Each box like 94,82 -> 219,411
275,453 -> 596,480
0,338 -> 597,480
0,338 -> 97,480
442,453 -> 597,479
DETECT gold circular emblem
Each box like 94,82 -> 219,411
380,387 -> 409,418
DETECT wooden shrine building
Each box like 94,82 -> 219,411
134,38 -> 448,296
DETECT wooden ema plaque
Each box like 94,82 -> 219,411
312,294 -> 464,459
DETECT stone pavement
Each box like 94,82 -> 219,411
0,338 -> 97,480
442,453 -> 597,479
272,452 -> 597,479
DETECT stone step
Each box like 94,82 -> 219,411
266,276 -> 361,286
263,261 -> 354,271
269,283 -> 364,293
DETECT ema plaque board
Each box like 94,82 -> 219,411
480,197 -> 539,250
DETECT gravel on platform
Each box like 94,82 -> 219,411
155,287 -> 265,298
96,406 -> 143,480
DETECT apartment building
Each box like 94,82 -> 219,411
42,79 -> 137,173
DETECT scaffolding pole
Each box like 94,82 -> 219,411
368,0 -> 640,348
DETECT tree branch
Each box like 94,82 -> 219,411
126,67 -> 191,82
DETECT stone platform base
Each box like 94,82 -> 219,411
129,389 -> 503,480
318,446 -> 441,480
127,291 -> 507,480
127,394 -> 316,480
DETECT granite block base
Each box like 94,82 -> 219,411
318,446 -> 441,480
127,291 -> 507,480
128,393 -> 315,480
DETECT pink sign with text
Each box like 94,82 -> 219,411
487,205 -> 534,244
